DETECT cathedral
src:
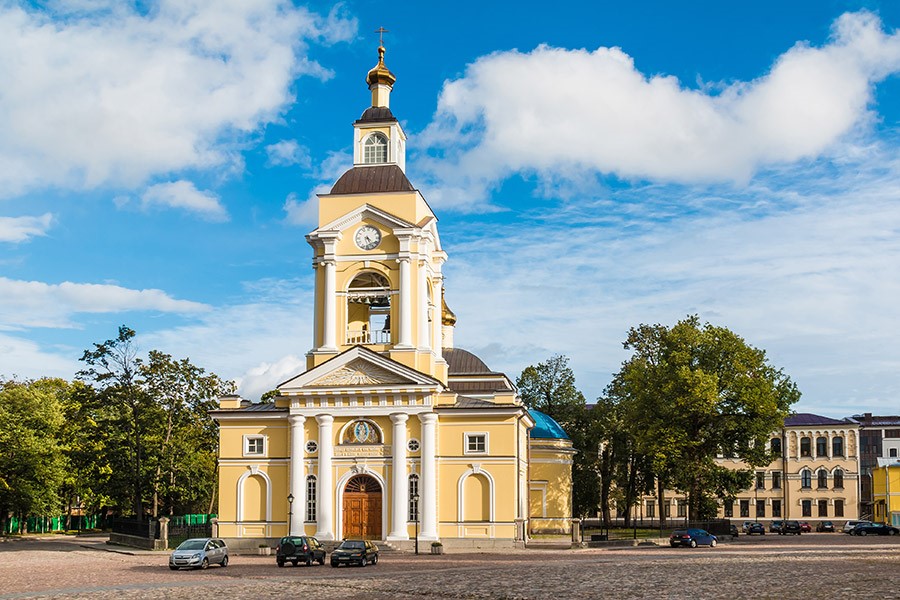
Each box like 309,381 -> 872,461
213,45 -> 574,550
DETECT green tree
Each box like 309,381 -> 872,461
607,315 -> 800,520
0,378 -> 67,532
517,355 -> 586,427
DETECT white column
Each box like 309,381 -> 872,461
388,413 -> 410,540
315,414 -> 334,540
432,277 -> 443,353
417,261 -> 430,349
289,415 -> 306,536
398,257 -> 413,347
419,412 -> 438,539
322,260 -> 337,350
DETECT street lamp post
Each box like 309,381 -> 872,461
413,493 -> 420,555
287,493 -> 294,537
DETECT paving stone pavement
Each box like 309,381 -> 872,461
1,534 -> 899,599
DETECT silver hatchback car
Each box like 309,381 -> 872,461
169,538 -> 229,570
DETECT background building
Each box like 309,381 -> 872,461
847,413 -> 900,519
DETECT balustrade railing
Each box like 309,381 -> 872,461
346,329 -> 391,345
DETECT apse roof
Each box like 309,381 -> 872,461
330,165 -> 415,195
528,409 -> 569,440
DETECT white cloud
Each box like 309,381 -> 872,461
0,332 -> 81,380
266,140 -> 312,168
419,11 -> 900,209
236,354 -> 308,402
0,277 -> 209,330
140,180 -> 228,222
0,213 -> 53,242
0,1 -> 356,196
283,187 -> 325,228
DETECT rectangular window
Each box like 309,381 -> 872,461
756,472 -> 765,490
772,472 -> 782,490
802,500 -> 812,517
244,435 -> 265,456
664,504 -> 671,518
723,502 -> 732,518
834,500 -> 844,517
306,477 -> 317,522
885,429 -> 900,438
816,437 -> 828,457
465,433 -> 487,454
800,437 -> 812,457
832,436 -> 844,457
756,501 -> 766,518
891,448 -> 898,458
772,500 -> 782,518
740,500 -> 750,518
408,475 -> 419,522
646,501 -> 656,519
676,501 -> 686,518
818,500 -> 828,517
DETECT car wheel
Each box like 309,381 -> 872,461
200,558 -> 209,570
888,530 -> 897,536
318,556 -> 325,565
277,560 -> 285,567
360,556 -> 368,567
859,530 -> 867,536
689,540 -> 697,548
292,560 -> 298,566
169,565 -> 178,570
221,555 -> 228,567
710,539 -> 717,548
306,557 -> 312,567
670,542 -> 677,547
331,562 -> 338,568
372,554 -> 378,565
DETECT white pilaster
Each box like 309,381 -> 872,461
417,261 -> 430,349
388,413 -> 410,540
289,415 -> 306,536
432,276 -> 443,353
397,257 -> 413,347
322,260 -> 337,350
315,414 -> 335,540
419,412 -> 438,540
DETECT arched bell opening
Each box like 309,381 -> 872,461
346,272 -> 391,345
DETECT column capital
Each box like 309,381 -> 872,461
396,256 -> 411,264
390,412 -> 410,425
419,413 -> 438,425
289,414 -> 306,426
316,414 -> 335,425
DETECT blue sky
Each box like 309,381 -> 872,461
1,1 -> 899,418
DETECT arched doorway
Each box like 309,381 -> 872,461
342,474 -> 382,539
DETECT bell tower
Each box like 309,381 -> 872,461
306,45 -> 449,383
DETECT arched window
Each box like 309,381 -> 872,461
770,437 -> 782,456
832,436 -> 844,457
306,475 -> 317,522
816,437 -> 828,457
800,437 -> 811,457
834,469 -> 844,489
801,469 -> 812,489
363,132 -> 388,164
817,469 -> 828,489
408,474 -> 420,522
346,272 -> 391,344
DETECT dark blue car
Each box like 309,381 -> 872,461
669,528 -> 718,548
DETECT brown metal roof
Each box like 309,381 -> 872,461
355,106 -> 397,123
330,165 -> 415,195
444,348 -> 492,375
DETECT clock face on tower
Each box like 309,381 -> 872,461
354,225 -> 381,250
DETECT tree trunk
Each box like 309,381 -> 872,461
657,479 -> 666,529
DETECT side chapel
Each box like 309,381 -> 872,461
213,45 -> 574,549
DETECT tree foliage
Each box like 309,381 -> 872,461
517,354 -> 586,427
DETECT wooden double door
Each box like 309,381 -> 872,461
342,475 -> 382,539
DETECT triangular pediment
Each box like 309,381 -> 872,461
278,346 -> 443,393
313,204 -> 415,236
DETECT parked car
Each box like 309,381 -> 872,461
780,520 -> 802,535
169,538 -> 228,570
746,523 -> 766,535
669,529 -> 718,548
843,520 -> 874,533
330,540 -> 379,567
850,523 -> 900,536
816,521 -> 835,532
741,521 -> 756,533
799,521 -> 812,533
770,520 -> 783,534
730,524 -> 739,537
276,535 -> 326,567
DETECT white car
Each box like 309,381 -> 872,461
169,538 -> 229,570
842,520 -> 873,534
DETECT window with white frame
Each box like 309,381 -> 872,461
465,433 -> 487,454
363,132 -> 388,164
408,474 -> 419,521
244,435 -> 266,456
306,476 -> 317,522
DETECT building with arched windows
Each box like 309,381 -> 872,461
212,46 -> 574,549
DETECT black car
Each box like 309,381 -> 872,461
780,520 -> 802,535
276,535 -> 326,567
746,523 -> 766,535
816,521 -> 835,532
330,539 -> 379,567
850,523 -> 900,536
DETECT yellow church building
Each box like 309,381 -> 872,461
212,45 -> 574,550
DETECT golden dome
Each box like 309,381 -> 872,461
366,45 -> 396,88
441,290 -> 457,326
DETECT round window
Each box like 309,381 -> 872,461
306,440 -> 318,454
407,439 -> 420,453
